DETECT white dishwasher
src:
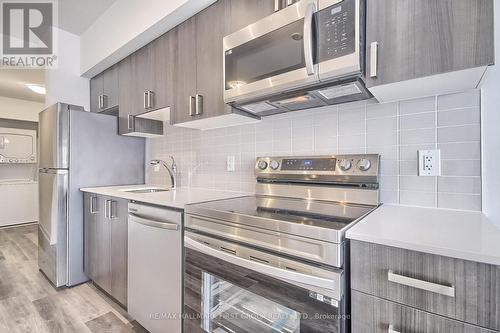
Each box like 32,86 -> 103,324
128,202 -> 182,333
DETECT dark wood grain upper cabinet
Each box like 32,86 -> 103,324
133,43 -> 154,112
152,30 -> 176,110
90,65 -> 119,113
90,73 -> 103,113
118,56 -> 135,135
171,18 -> 198,125
172,0 -> 268,126
195,0 -> 231,120
365,0 -> 494,89
102,65 -> 119,109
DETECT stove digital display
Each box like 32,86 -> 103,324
281,158 -> 336,171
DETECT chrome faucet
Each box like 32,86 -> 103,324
150,156 -> 177,189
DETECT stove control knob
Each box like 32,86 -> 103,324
338,159 -> 352,171
257,160 -> 268,170
269,160 -> 280,170
357,158 -> 371,172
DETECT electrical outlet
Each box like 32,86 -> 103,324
418,150 -> 441,176
226,155 -> 235,172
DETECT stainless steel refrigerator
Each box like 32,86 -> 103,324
38,103 -> 145,288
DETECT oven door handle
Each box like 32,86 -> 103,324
185,236 -> 338,295
303,2 -> 316,76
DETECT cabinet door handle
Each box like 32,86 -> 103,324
388,325 -> 400,333
188,96 -> 196,116
274,0 -> 281,11
387,270 -> 455,297
143,91 -> 148,109
109,201 -> 117,219
104,200 -> 109,219
89,196 -> 98,214
98,95 -> 102,109
102,94 -> 107,109
370,41 -> 379,78
195,94 -> 203,116
128,114 -> 134,130
147,90 -> 154,109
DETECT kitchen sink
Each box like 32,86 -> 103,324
123,188 -> 171,194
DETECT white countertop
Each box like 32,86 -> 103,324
80,184 -> 249,210
346,204 -> 500,266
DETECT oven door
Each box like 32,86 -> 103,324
223,0 -> 319,104
184,232 -> 347,333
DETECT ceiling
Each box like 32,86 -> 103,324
0,0 -> 117,103
58,0 -> 118,35
0,69 -> 46,102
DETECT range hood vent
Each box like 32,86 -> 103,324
235,77 -> 372,117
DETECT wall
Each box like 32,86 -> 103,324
0,96 -> 44,122
480,2 -> 500,226
45,28 -> 90,111
147,90 -> 482,211
80,0 -> 216,77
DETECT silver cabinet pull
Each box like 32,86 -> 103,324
98,95 -> 103,110
274,0 -> 281,11
104,200 -> 109,219
128,114 -> 134,130
109,200 -> 117,219
89,196 -> 98,214
370,41 -> 379,78
147,90 -> 154,109
143,91 -> 148,109
101,94 -> 108,109
387,270 -> 455,297
188,96 -> 196,116
303,2 -> 316,76
388,325 -> 401,333
195,94 -> 203,116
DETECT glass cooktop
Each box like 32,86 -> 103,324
187,195 -> 375,232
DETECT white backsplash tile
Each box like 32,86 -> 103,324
399,112 -> 436,130
437,107 -> 480,127
437,89 -> 480,110
147,90 -> 482,211
399,96 -> 436,115
400,128 -> 437,145
437,124 -> 481,143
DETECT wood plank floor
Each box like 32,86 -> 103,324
0,224 -> 148,333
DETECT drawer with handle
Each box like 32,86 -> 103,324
350,240 -> 500,331
351,290 -> 497,333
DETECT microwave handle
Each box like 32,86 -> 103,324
304,2 -> 316,76
185,236 -> 337,294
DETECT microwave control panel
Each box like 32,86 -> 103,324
317,0 -> 357,62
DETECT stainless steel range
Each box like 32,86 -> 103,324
184,154 -> 380,333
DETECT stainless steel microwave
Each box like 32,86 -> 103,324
223,0 -> 370,116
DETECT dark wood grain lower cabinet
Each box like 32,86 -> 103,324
351,240 -> 500,331
109,197 -> 128,307
352,290 -> 497,333
83,193 -> 128,307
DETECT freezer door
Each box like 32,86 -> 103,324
39,103 -> 70,169
38,169 -> 69,287
39,170 -> 68,245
